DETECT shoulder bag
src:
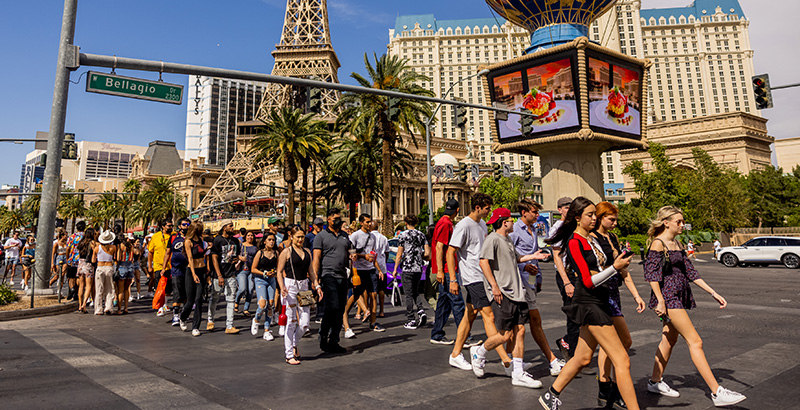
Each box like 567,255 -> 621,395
289,247 -> 316,307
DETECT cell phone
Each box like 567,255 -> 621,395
621,250 -> 634,259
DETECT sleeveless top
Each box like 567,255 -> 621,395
56,241 -> 68,255
97,245 -> 114,262
120,247 -> 134,263
287,247 -> 310,281
256,250 -> 278,273
188,239 -> 208,260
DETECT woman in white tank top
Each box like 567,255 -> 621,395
93,230 -> 117,315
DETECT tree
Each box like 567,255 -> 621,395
250,107 -> 330,225
686,148 -> 749,232
318,162 -> 363,222
0,208 -> 29,235
478,176 -> 532,210
335,53 -> 433,236
58,195 -> 85,234
123,178 -> 142,195
93,193 -> 121,230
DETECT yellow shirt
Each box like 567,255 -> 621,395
148,231 -> 171,271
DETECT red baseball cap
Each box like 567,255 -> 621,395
487,207 -> 512,224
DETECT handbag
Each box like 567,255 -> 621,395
351,266 -> 361,287
289,247 -> 316,307
390,277 -> 403,307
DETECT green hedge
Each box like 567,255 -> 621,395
0,283 -> 18,306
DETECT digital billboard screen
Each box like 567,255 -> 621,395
587,52 -> 643,139
488,51 -> 581,143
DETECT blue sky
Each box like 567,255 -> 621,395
1,0 -> 797,187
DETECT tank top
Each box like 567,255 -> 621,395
189,239 -> 207,260
120,247 -> 134,263
256,250 -> 278,273
97,245 -> 114,262
288,246 -> 310,281
56,241 -> 67,255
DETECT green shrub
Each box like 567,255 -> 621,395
0,283 -> 18,306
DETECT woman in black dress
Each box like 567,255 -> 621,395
539,198 -> 635,410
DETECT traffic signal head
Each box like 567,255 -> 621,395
237,177 -> 246,192
269,183 -> 276,197
387,97 -> 400,122
458,163 -> 468,182
307,87 -> 322,114
455,105 -> 468,128
523,163 -> 532,182
520,114 -> 533,135
492,163 -> 501,182
752,74 -> 773,109
38,153 -> 47,167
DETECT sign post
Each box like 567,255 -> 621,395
86,71 -> 183,104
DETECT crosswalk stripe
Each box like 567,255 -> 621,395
360,369 -> 505,407
18,329 -> 227,410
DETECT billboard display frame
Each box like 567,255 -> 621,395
486,49 -> 582,144
585,49 -> 644,140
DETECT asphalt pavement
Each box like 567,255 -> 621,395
1,257 -> 799,409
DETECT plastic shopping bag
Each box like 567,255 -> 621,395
152,276 -> 168,310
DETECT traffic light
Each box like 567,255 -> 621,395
455,105 -> 468,128
307,87 -> 322,114
387,97 -> 400,122
523,163 -> 532,182
62,133 -> 78,160
269,182 -> 276,197
237,177 -> 246,192
38,153 -> 47,167
520,114 -> 533,135
458,163 -> 468,182
752,74 -> 773,109
492,163 -> 501,182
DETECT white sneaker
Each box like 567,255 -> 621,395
712,386 -> 746,407
503,361 -> 534,377
191,329 -> 201,337
279,325 -> 286,336
263,330 -> 275,341
179,320 -> 188,331
344,328 -> 356,339
156,307 -> 165,317
136,292 -> 141,300
647,379 -> 680,398
512,371 -> 543,389
88,298 -> 94,307
9,280 -> 14,286
550,358 -> 566,376
449,353 -> 472,370
251,318 -> 259,336
470,346 -> 486,378
128,295 -> 133,302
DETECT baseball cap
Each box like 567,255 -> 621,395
219,219 -> 233,227
268,216 -> 279,224
313,217 -> 324,226
443,198 -> 459,215
557,197 -> 573,208
487,207 -> 512,225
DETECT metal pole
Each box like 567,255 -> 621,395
34,0 -> 78,291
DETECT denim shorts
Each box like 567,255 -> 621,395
132,261 -> 141,271
55,255 -> 67,266
6,256 -> 19,266
118,262 -> 135,280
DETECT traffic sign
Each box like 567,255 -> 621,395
444,164 -> 454,179
433,166 -> 444,178
86,71 -> 184,105
471,164 -> 480,180
502,164 -> 512,178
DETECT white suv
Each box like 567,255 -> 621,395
717,236 -> 800,269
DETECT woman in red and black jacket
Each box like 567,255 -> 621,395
539,197 -> 636,410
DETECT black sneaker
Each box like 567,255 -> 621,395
404,320 -> 418,330
370,323 -> 386,332
539,390 -> 561,410
430,337 -> 455,345
417,310 -> 427,327
464,337 -> 483,348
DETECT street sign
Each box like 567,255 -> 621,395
86,71 -> 184,105
433,166 -> 444,178
444,164 -> 454,179
502,164 -> 512,178
470,164 -> 480,180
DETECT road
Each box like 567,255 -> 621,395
1,257 -> 799,409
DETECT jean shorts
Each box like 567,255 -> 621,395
6,256 -> 19,266
118,262 -> 135,280
55,255 -> 67,266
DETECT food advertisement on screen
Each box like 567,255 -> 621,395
587,56 -> 642,138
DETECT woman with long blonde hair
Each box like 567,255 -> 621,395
643,206 -> 745,407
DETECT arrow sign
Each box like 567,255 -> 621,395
502,164 -> 512,178
444,164 -> 454,179
471,164 -> 480,180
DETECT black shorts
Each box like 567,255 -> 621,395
66,265 -> 78,279
491,298 -> 529,331
465,282 -> 491,309
353,269 -> 377,297
375,271 -> 387,293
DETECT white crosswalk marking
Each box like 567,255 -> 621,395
360,369 -> 504,407
18,329 -> 226,410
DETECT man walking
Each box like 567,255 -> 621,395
208,220 -> 243,334
393,214 -> 428,329
509,199 -> 565,376
3,231 -> 22,285
313,208 -> 355,353
430,198 -> 465,345
163,218 -> 190,326
149,219 -> 173,317
448,193 -> 509,371
471,207 -> 547,388
306,217 -> 325,322
343,213 -> 385,337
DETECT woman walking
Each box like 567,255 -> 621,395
539,197 -> 636,410
180,221 -> 210,336
277,227 -> 322,365
235,231 -> 258,316
644,206 -> 745,407
50,230 -> 69,294
131,238 -> 143,299
590,201 -> 646,409
75,228 -> 96,313
116,234 -> 135,314
20,235 -> 36,291
94,230 -> 117,315
251,233 -> 279,340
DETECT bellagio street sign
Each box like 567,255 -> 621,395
86,71 -> 183,105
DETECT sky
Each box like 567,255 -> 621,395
1,0 -> 798,187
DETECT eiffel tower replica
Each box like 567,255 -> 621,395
198,0 -> 340,208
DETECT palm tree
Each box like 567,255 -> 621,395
1,208 -> 29,234
335,53 -> 433,235
123,178 -> 142,195
318,163 -> 363,222
58,195 -> 85,234
250,107 -> 330,225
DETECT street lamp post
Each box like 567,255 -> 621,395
425,68 -> 489,227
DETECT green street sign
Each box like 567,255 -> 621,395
86,71 -> 183,105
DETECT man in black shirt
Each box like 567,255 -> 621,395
313,208 -> 355,353
209,219 -> 244,334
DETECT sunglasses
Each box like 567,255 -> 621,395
180,222 -> 190,226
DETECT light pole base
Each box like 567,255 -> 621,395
25,288 -> 59,297
537,140 -> 608,210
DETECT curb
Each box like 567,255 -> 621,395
0,300 -> 79,322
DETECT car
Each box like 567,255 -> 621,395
387,237 -> 399,254
717,236 -> 800,269
384,249 -> 429,294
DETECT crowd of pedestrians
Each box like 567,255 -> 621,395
1,195 -> 747,409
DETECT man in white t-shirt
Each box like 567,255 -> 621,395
446,193 -> 514,373
371,220 -> 389,318
3,231 -> 23,285
713,239 -> 722,260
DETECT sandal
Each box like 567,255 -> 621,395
242,311 -> 251,317
234,304 -> 239,313
122,310 -> 129,315
355,313 -> 362,320
361,312 -> 370,323
293,347 -> 301,359
285,357 -> 301,365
